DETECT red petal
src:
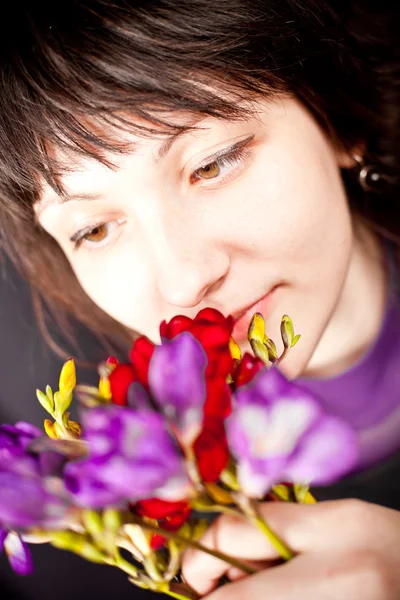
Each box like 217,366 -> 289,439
150,533 -> 167,550
130,336 -> 154,388
204,378 -> 232,419
194,418 -> 229,482
195,308 -> 229,324
234,353 -> 265,387
136,498 -> 190,520
160,315 -> 192,339
161,504 -> 192,530
109,363 -> 136,406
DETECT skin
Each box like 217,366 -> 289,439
36,95 -> 398,598
36,96 -> 387,380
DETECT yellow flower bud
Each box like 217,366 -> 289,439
98,377 -> 112,400
36,389 -> 54,415
229,337 -> 241,361
44,419 -> 59,440
248,312 -> 266,344
59,359 -> 76,396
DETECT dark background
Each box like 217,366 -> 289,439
0,256 -> 157,599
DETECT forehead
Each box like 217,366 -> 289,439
36,104 -> 259,211
36,112 -> 207,204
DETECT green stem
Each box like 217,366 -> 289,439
253,511 -> 294,561
135,519 -> 256,576
234,495 -> 295,561
113,554 -> 140,579
274,346 -> 289,367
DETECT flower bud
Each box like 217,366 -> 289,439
36,389 -> 54,415
59,359 -> 76,396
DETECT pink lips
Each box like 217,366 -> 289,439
232,287 -> 278,341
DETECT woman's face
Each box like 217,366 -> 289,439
37,96 -> 355,378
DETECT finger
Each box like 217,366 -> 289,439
182,499 -> 385,594
226,559 -> 280,582
182,513 -> 283,594
203,550 -> 369,600
203,557 -> 314,600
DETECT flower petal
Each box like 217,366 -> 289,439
127,382 -> 153,411
4,533 -> 34,576
284,416 -> 359,485
149,332 -> 207,429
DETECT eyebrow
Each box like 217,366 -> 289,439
36,128 -> 200,217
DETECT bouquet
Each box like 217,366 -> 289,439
0,309 -> 358,599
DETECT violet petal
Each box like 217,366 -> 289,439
127,382 -> 153,410
284,416 -> 359,485
4,533 -> 34,576
149,332 -> 207,416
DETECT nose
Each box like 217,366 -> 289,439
147,221 -> 230,308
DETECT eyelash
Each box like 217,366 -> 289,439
70,140 -> 253,252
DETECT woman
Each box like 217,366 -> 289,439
1,1 -> 400,597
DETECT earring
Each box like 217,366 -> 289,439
351,153 -> 390,193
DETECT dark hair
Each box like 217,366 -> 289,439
0,0 -> 399,356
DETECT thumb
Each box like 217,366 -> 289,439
181,498 -> 373,595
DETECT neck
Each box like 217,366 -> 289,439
302,220 -> 389,378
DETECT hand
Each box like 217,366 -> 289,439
182,499 -> 400,599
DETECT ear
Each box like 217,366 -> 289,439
335,142 -> 366,169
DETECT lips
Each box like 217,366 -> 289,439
231,286 -> 279,341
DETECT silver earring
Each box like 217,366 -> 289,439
351,153 -> 389,193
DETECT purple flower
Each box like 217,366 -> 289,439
0,422 -> 43,476
64,406 -> 191,508
227,369 -> 359,497
0,423 -> 71,529
0,422 -> 74,576
144,332 -> 207,443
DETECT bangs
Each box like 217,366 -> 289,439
0,2 -> 285,204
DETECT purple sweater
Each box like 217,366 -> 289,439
296,241 -> 400,472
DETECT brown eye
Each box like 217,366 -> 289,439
84,224 -> 108,242
195,161 -> 220,179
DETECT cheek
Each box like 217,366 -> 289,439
226,121 -> 353,281
70,242 -> 160,340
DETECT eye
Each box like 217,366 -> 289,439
195,161 -> 221,180
70,219 -> 126,251
190,136 -> 254,185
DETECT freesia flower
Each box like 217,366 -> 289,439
227,368 -> 359,497
0,423 -> 73,575
135,498 -> 192,550
110,308 -> 234,416
109,309 -> 236,483
64,406 -> 192,508
147,331 -> 207,443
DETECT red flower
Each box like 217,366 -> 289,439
233,352 -> 265,388
136,498 -> 190,520
160,308 -> 234,382
193,416 -> 229,482
110,309 -> 234,410
162,308 -> 235,421
129,336 -> 155,388
109,336 -> 155,406
110,309 -> 234,483
136,498 -> 192,550
160,309 -> 234,481
109,363 -> 135,406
